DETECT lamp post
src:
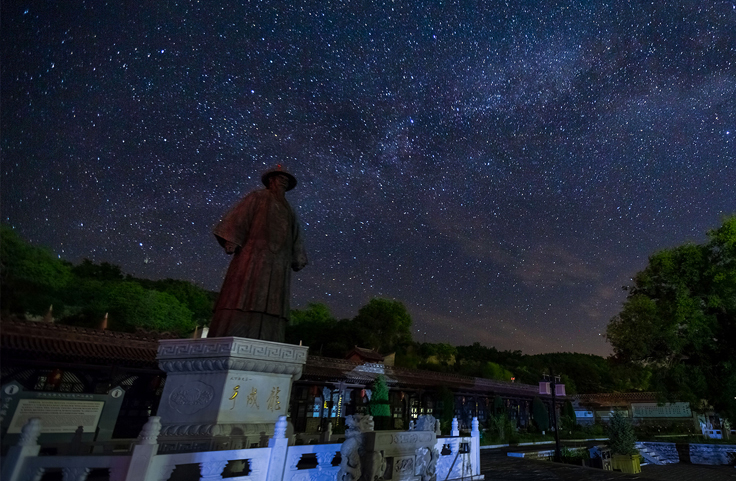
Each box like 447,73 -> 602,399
550,370 -> 562,463
540,369 -> 564,463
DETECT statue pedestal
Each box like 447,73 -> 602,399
155,337 -> 308,452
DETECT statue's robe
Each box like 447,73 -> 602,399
209,188 -> 307,341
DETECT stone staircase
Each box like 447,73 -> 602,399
636,442 -> 679,465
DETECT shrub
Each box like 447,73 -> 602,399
607,411 -> 637,455
532,397 -> 549,431
368,375 -> 391,423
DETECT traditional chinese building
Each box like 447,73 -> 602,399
1,317 -> 562,446
572,392 -> 700,430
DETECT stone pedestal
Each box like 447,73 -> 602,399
155,337 -> 308,452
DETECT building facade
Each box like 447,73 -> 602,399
1,318 -> 563,448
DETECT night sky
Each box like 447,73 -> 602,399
2,1 -> 735,356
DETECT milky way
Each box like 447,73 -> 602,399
2,1 -> 735,355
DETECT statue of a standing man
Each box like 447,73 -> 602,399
209,166 -> 308,342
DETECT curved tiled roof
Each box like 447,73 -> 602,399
1,318 -> 160,369
573,392 -> 658,405
1,318 -> 552,398
303,355 -> 545,398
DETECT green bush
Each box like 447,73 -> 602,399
607,411 -> 637,455
484,413 -> 518,444
633,420 -> 696,439
561,446 -> 590,461
532,397 -> 549,431
369,375 -> 391,430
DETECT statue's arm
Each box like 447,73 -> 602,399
292,217 -> 308,271
213,191 -> 260,252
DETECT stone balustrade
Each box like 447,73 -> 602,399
1,416 -> 484,481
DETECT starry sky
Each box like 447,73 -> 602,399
2,0 -> 735,356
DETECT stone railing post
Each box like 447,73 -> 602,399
471,416 -> 481,476
1,418 -> 43,481
451,417 -> 460,437
321,421 -> 333,443
266,416 -> 289,481
123,416 -> 162,481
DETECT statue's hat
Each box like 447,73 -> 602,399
262,165 -> 297,191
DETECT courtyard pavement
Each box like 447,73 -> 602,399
479,449 -> 736,480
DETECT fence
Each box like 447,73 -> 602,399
2,416 -> 483,481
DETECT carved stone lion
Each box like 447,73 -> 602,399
415,415 -> 437,432
339,414 -> 376,481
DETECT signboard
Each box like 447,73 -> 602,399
596,410 -> 628,419
575,410 -> 594,419
7,399 -> 104,434
631,402 -> 692,418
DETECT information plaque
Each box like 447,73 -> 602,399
7,399 -> 105,433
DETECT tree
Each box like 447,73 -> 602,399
532,396 -> 549,431
436,385 -> 456,434
286,303 -> 339,353
561,400 -> 577,430
72,259 -> 124,281
1,226 -> 72,315
1,227 -> 200,336
369,375 -> 391,429
480,361 -> 514,381
137,278 -> 214,325
99,281 -> 195,335
493,395 -> 504,415
352,298 -> 412,353
606,216 -> 736,422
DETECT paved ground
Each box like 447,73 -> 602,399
479,449 -> 736,481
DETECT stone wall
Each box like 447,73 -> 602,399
638,441 -> 736,466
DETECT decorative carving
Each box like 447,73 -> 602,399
61,467 -> 90,481
168,381 -> 214,414
394,457 -> 414,475
316,450 -> 337,469
415,415 -> 436,432
391,433 -> 418,444
249,457 -> 266,476
136,416 -> 162,445
363,449 -> 386,481
287,452 -> 303,471
338,414 -> 374,481
156,464 -> 176,481
415,446 -> 440,481
274,415 -> 288,438
25,466 -> 45,481
159,421 -> 273,437
158,358 -> 304,377
158,338 -> 308,363
199,460 -> 228,480
18,417 -> 42,446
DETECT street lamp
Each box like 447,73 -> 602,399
539,369 -> 565,462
